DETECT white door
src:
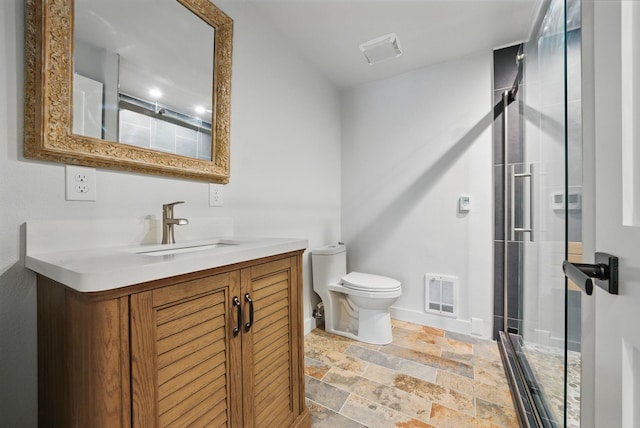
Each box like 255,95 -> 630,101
589,0 -> 640,426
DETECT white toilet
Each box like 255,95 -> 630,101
311,243 -> 401,345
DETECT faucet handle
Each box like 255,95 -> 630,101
163,201 -> 185,210
163,201 -> 185,218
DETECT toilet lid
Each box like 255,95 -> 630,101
341,272 -> 401,292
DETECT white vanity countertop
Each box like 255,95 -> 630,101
26,236 -> 308,293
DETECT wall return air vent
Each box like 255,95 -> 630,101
425,274 -> 457,316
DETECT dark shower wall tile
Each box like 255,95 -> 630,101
493,315 -> 504,340
494,241 -> 523,320
493,43 -> 525,337
494,241 -> 504,318
493,90 -> 524,165
506,317 -> 521,334
510,99 -> 524,164
507,241 -> 522,320
493,92 -> 505,165
493,317 -> 521,339
494,165 -> 504,241
494,44 -> 522,90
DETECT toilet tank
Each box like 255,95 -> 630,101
311,243 -> 347,288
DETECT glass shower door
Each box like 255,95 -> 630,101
501,0 -> 582,426
522,0 -> 570,424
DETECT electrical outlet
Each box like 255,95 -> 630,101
209,183 -> 224,207
66,165 -> 97,201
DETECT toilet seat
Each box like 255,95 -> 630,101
341,272 -> 401,292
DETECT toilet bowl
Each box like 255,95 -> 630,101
311,243 -> 401,345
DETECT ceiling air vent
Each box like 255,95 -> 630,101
359,33 -> 402,65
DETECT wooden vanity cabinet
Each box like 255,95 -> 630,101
37,251 -> 310,428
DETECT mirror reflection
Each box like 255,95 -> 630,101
73,0 -> 215,161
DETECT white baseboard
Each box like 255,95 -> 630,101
305,307 -> 490,339
390,306 -> 487,338
304,316 -> 316,335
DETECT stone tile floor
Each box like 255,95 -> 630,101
304,319 -> 518,428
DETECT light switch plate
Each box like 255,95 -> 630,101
65,165 -> 97,201
458,195 -> 470,212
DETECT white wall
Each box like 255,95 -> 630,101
0,1 -> 340,425
341,53 -> 494,337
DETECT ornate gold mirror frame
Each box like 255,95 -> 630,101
24,0 -> 233,183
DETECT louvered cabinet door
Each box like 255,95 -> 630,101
130,271 -> 242,428
240,256 -> 304,428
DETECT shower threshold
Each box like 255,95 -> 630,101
498,331 -> 559,428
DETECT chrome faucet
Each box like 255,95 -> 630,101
162,201 -> 189,244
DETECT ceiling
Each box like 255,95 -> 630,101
73,0 -> 541,117
240,0 -> 541,89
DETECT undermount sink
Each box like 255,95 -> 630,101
134,240 -> 239,256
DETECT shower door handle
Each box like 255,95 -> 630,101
510,164 -> 534,242
562,252 -> 619,295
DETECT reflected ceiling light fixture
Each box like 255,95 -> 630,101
359,32 -> 402,65
194,105 -> 207,115
148,88 -> 163,99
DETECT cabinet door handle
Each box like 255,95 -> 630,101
232,296 -> 241,337
244,293 -> 254,332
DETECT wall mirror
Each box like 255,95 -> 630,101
24,0 -> 233,183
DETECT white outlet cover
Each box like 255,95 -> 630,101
209,183 -> 224,207
65,165 -> 97,201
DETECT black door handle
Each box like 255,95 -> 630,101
244,293 -> 254,332
232,296 -> 241,336
562,252 -> 618,295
